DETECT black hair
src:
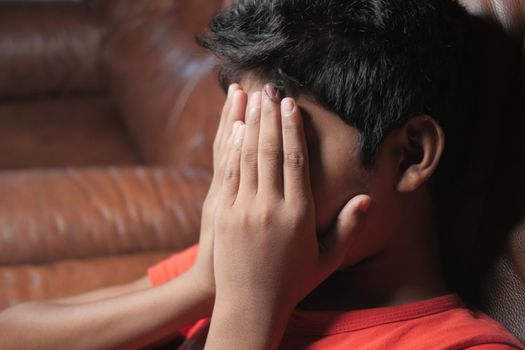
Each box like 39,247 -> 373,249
198,0 -> 477,171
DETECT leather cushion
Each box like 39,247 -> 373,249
0,251 -> 169,309
0,97 -> 139,169
0,167 -> 209,265
0,2 -> 105,97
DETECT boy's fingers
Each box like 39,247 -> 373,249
258,84 -> 283,196
216,88 -> 246,165
222,124 -> 246,205
215,90 -> 247,173
319,195 -> 372,274
217,120 -> 244,183
215,84 -> 241,149
239,91 -> 262,195
224,120 -> 243,157
223,89 -> 247,148
281,98 -> 310,200
214,84 -> 235,148
209,120 -> 243,198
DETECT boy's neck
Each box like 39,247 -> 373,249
298,246 -> 448,311
299,199 -> 449,311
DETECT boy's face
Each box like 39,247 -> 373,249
240,77 -> 397,266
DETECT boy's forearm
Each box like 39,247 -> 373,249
205,293 -> 293,350
0,270 -> 212,350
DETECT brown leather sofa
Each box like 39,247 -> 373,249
0,0 -> 523,345
0,0 -> 224,304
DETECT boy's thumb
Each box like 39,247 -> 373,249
319,194 -> 372,275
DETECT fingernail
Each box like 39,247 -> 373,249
250,92 -> 262,111
264,83 -> 279,101
281,98 -> 295,116
358,198 -> 372,213
228,84 -> 236,96
233,121 -> 242,135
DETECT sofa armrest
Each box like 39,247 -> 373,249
0,166 -> 210,265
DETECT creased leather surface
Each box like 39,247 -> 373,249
510,221 -> 525,282
0,0 -> 221,313
0,2 -> 105,97
0,251 -> 169,309
101,0 -> 223,34
104,0 -> 225,170
0,97 -> 139,170
481,221 -> 525,342
0,167 -> 210,265
100,0 -> 178,25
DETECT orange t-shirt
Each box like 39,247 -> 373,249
148,245 -> 525,350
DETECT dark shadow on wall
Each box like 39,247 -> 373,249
437,13 -> 525,342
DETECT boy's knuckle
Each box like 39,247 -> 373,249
237,209 -> 251,226
261,143 -> 282,161
242,149 -> 258,166
259,214 -> 273,228
283,122 -> 298,133
258,204 -> 277,227
225,168 -> 241,181
246,112 -> 259,125
284,149 -> 305,168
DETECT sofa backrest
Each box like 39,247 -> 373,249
103,0 -> 225,170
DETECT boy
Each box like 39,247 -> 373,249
0,0 -> 523,349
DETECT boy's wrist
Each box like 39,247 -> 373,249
216,289 -> 295,329
209,293 -> 294,349
216,282 -> 297,315
183,267 -> 215,313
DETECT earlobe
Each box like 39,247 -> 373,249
396,115 -> 445,193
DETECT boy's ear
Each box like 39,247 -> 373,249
393,115 -> 445,193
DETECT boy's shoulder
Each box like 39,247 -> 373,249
148,248 -> 524,349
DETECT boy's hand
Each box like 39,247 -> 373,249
188,84 -> 247,304
208,84 -> 371,348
